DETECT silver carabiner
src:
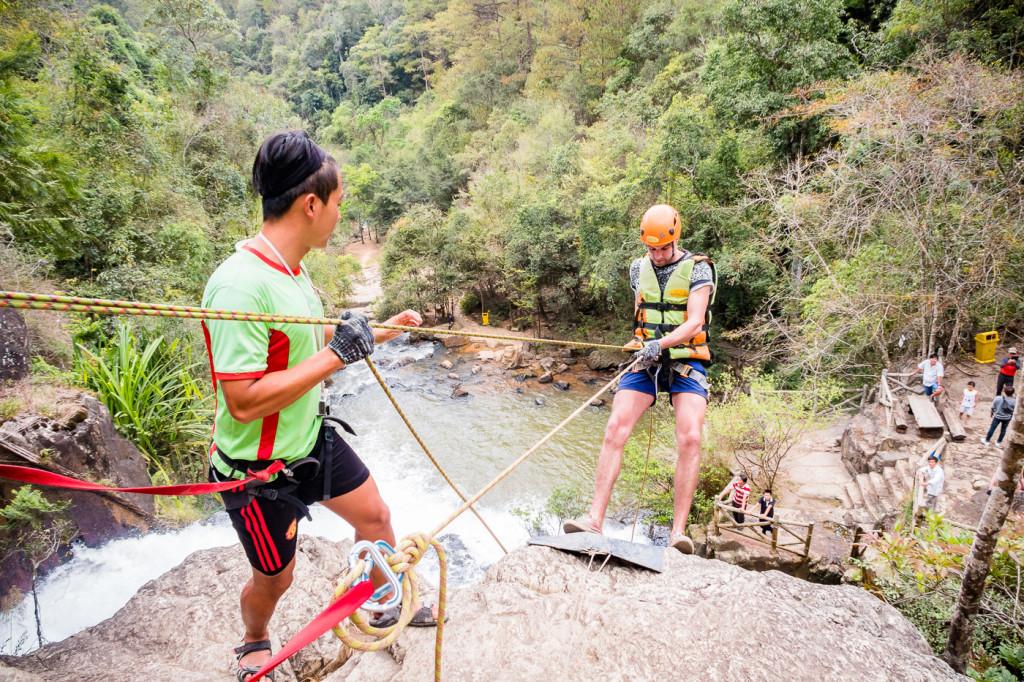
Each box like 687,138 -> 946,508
348,540 -> 403,611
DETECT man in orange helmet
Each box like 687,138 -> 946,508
564,204 -> 715,554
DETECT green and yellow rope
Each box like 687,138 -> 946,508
0,291 -> 631,352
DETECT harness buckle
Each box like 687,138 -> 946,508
348,540 -> 403,611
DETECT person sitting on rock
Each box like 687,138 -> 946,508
202,131 -> 433,681
908,352 -> 944,398
563,204 -> 715,555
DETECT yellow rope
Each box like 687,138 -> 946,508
364,358 -> 508,554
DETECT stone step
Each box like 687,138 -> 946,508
870,471 -> 897,510
883,466 -> 908,507
895,459 -> 914,489
845,481 -> 865,508
856,473 -> 884,517
839,484 -> 854,510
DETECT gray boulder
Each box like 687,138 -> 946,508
537,371 -> 553,384
8,537 -> 355,682
586,348 -> 630,371
332,546 -> 962,681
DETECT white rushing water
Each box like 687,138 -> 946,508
0,336 -> 645,655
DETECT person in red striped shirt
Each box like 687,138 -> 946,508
728,474 -> 751,524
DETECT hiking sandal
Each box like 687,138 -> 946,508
370,604 -> 447,628
234,639 -> 274,682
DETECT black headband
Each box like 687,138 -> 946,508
252,131 -> 327,200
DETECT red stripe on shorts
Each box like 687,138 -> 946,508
251,499 -> 282,570
242,503 -> 271,573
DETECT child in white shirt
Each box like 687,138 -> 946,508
960,381 -> 978,425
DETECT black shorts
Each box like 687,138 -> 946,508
209,422 -> 370,576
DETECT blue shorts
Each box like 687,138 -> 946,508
924,384 -> 939,396
617,361 -> 708,401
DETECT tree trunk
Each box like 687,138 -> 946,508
928,281 -> 941,357
942,405 -> 1024,673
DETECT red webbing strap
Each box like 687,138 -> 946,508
0,462 -> 285,496
248,580 -> 375,682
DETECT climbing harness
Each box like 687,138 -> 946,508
0,286 -> 638,681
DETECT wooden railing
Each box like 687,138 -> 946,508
749,385 -> 869,418
712,500 -> 815,558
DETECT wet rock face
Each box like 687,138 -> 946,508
332,546 -> 962,681
0,310 -> 30,381
0,393 -> 155,600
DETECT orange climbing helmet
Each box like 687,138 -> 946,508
639,204 -> 681,247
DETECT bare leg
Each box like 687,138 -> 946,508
318,476 -> 438,620
669,391 -> 708,537
237,560 -> 295,672
319,474 -> 395,594
588,389 -> 654,525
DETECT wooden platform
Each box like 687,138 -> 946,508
907,394 -> 945,436
940,404 -> 967,441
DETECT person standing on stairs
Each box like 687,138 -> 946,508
959,381 -> 977,427
996,347 -> 1018,400
984,385 -> 1016,447
918,455 -> 944,513
908,352 -> 944,399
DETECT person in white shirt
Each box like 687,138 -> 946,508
959,381 -> 977,425
918,454 -> 944,512
909,352 -> 944,397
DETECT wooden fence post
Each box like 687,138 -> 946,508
803,522 -> 814,558
771,522 -> 778,552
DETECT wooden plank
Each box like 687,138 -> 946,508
893,397 -> 908,433
907,394 -> 944,433
940,403 -> 967,442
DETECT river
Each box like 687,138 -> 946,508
0,335 -> 644,655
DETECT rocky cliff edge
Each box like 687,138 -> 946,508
2,535 -> 963,681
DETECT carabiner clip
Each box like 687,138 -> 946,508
348,540 -> 403,611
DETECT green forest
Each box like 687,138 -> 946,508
2,0 -> 1023,378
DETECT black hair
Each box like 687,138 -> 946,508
252,131 -> 339,221
739,474 -> 747,482
1005,386 -> 1015,396
763,489 -> 772,495
928,454 -> 938,461
967,381 -> 976,387
929,352 -> 938,359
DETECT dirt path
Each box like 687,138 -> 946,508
344,239 -> 382,318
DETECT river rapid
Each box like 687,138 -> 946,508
1,335 -> 644,655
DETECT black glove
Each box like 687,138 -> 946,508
634,340 -> 662,371
329,311 -> 375,365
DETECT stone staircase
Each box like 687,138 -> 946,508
841,430 -> 1001,527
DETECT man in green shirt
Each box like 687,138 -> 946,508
203,131 -> 427,680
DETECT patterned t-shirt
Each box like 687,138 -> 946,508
202,242 -> 325,477
629,252 -> 714,297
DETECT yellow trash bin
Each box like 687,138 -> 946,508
975,331 -> 999,364
481,312 -> 489,325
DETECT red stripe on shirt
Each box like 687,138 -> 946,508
215,371 -> 265,380
242,243 -> 301,276
255,330 -> 290,460
251,497 -> 282,570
